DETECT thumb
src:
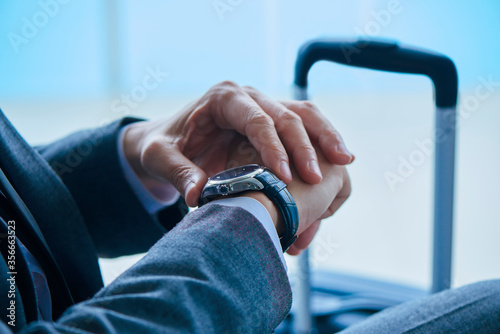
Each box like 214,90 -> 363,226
286,220 -> 322,256
141,142 -> 208,207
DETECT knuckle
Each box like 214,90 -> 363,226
300,100 -> 317,112
294,143 -> 315,156
247,111 -> 274,127
214,80 -> 241,97
280,109 -> 302,124
331,131 -> 343,143
322,128 -> 342,143
141,137 -> 165,164
276,109 -> 302,132
209,81 -> 240,102
244,112 -> 276,146
242,85 -> 258,94
220,88 -> 237,101
217,80 -> 238,88
168,165 -> 192,187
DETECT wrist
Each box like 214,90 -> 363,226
240,192 -> 284,236
122,122 -> 177,200
122,122 -> 149,178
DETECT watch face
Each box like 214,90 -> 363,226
211,164 -> 261,181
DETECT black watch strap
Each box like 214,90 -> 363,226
254,169 -> 299,252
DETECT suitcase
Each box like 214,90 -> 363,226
276,38 -> 458,334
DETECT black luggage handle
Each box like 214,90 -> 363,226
293,38 -> 458,294
291,37 -> 459,334
294,39 -> 458,107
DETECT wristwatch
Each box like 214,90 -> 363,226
199,164 -> 299,252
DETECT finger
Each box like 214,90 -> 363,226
192,130 -> 236,177
215,84 -> 292,182
244,87 -> 322,184
320,169 -> 352,220
286,221 -> 321,255
141,137 -> 208,207
288,174 -> 350,256
286,220 -> 322,256
280,100 -> 354,165
296,220 -> 322,249
286,244 -> 302,256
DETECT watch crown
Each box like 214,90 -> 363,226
218,185 -> 230,195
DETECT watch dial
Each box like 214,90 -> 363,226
212,165 -> 260,181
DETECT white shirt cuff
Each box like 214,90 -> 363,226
117,124 -> 180,214
210,197 -> 287,271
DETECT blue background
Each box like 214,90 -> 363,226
1,0 -> 499,99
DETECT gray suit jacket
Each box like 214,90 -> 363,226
0,110 -> 291,333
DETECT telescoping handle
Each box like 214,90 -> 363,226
294,38 -> 458,107
291,38 -> 458,334
294,38 -> 458,292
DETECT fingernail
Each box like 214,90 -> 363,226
308,160 -> 322,179
280,161 -> 292,181
337,142 -> 352,157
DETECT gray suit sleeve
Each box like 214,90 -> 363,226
13,204 -> 292,334
37,118 -> 188,258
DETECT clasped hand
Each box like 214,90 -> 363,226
122,81 -> 353,254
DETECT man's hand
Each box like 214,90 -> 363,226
122,81 -> 354,207
285,162 -> 350,255
227,135 -> 351,255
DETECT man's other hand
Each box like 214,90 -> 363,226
227,135 -> 351,255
